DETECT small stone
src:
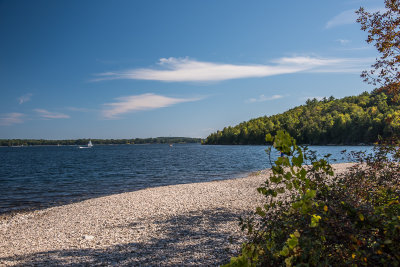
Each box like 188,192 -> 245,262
83,235 -> 95,241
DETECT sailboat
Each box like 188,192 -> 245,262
79,140 -> 93,149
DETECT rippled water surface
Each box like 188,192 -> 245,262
0,144 -> 372,213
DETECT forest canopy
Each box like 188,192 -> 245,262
204,90 -> 400,145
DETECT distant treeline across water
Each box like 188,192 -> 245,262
0,137 -> 202,147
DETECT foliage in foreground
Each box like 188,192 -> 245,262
225,130 -> 400,266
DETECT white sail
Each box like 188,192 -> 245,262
80,140 -> 93,149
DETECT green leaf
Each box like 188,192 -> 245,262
257,187 -> 267,195
285,256 -> 293,267
272,165 -> 284,174
293,230 -> 300,238
273,130 -> 295,155
284,172 -> 292,180
265,133 -> 273,143
310,214 -> 322,227
292,179 -> 300,189
285,182 -> 293,190
292,151 -> 303,166
292,201 -> 302,209
270,175 -> 283,184
280,246 -> 289,256
305,189 -> 317,199
256,207 -> 266,217
287,237 -> 298,249
299,168 -> 307,180
276,187 -> 285,194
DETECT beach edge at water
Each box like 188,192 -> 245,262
0,163 -> 354,266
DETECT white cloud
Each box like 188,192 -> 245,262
95,57 -> 306,82
0,113 -> 24,126
94,56 -> 373,83
103,93 -> 202,119
34,109 -> 70,119
18,93 -> 32,104
247,94 -> 284,103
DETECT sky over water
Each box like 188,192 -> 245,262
0,0 -> 383,139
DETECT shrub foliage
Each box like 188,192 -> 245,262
225,130 -> 400,266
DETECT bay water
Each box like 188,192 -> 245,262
0,144 -> 372,214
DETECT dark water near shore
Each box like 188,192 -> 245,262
0,144 -> 372,214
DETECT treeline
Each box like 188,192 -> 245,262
205,90 -> 400,145
0,137 -> 202,147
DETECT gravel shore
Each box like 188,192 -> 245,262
0,163 -> 354,266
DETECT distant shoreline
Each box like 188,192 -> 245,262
0,142 -> 374,147
0,137 -> 202,147
0,143 -> 200,147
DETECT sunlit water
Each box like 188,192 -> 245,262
0,144 -> 372,214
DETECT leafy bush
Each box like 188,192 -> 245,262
225,130 -> 400,266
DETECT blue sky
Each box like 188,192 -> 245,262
0,0 -> 383,139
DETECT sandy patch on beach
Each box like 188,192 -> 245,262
0,163 -> 354,266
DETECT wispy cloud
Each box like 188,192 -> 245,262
34,109 -> 70,119
18,93 -> 32,104
94,56 -> 373,83
337,39 -> 351,45
326,7 -> 384,29
326,9 -> 357,29
66,107 -> 92,112
246,94 -> 284,103
336,46 -> 371,51
0,113 -> 24,126
271,57 -> 371,72
299,57 -> 374,73
103,93 -> 203,119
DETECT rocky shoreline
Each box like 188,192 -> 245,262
0,163 -> 354,266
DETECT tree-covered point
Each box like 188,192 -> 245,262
0,137 -> 202,147
205,90 -> 400,145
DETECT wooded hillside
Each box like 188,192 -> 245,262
205,90 -> 400,145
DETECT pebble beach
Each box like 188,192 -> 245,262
0,163 -> 354,266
